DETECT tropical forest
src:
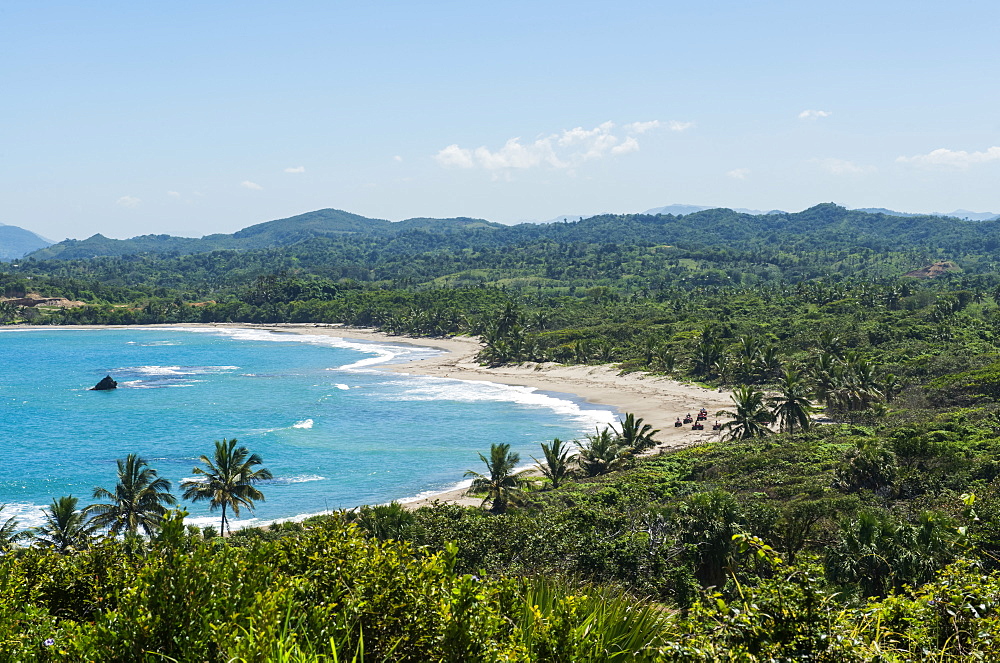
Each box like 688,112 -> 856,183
4,204 -> 1000,661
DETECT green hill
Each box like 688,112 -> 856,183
28,209 -> 504,260
0,223 -> 52,260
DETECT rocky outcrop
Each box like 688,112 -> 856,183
0,294 -> 86,308
90,375 -> 118,391
903,261 -> 958,279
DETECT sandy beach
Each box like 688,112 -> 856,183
251,323 -> 735,509
9,322 -> 733,511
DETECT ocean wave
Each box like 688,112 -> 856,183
1,502 -> 48,530
110,365 -> 237,389
127,365 -> 187,376
334,384 -> 350,390
396,478 -> 475,504
118,365 -> 238,377
377,377 -> 617,429
177,326 -> 442,370
292,419 -> 314,429
264,474 -> 325,485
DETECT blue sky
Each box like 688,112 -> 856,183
2,1 -> 999,239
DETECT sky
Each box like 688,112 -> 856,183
2,1 -> 999,240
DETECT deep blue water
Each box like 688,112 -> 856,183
0,327 -> 615,530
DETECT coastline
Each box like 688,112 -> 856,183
7,322 -> 733,512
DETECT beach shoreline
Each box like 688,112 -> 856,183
6,322 -> 732,512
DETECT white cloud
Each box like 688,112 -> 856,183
727,168 -> 750,180
393,155 -> 403,162
116,195 -> 140,208
284,166 -> 305,173
611,136 -> 640,155
435,144 -> 475,168
167,190 -> 180,197
241,180 -> 263,190
434,121 -> 657,171
799,109 -> 832,120
624,120 -> 661,133
667,120 -> 695,132
816,158 -> 877,175
896,146 -> 1000,169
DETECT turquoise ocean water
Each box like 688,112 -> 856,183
0,327 -> 616,531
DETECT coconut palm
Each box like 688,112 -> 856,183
181,438 -> 273,536
829,355 -> 885,414
769,369 -> 815,434
464,443 -> 524,514
33,496 -> 95,553
85,454 -> 177,536
810,352 -> 841,408
717,385 -> 772,440
693,337 -> 724,376
531,438 -> 576,489
616,413 -> 660,452
817,330 -> 845,360
578,427 -> 629,477
0,504 -> 26,551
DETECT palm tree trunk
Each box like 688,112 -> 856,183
221,503 -> 228,537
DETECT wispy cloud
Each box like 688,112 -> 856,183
799,109 -> 832,120
667,120 -> 695,132
284,166 -> 305,173
815,158 -> 877,175
624,120 -> 660,133
167,191 -> 181,198
896,146 -> 1000,169
727,168 -> 750,180
393,155 -> 403,162
241,180 -> 263,190
116,195 -> 140,208
434,120 -> 665,171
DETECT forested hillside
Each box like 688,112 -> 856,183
5,202 -> 1000,659
0,223 -> 51,260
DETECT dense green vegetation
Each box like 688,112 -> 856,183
4,203 -> 1000,659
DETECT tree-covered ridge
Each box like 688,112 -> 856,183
25,208 -> 505,260
22,203 -> 1000,267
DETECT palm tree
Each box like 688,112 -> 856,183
181,438 -> 273,536
616,413 -> 660,452
33,496 -> 94,553
810,352 -> 841,408
717,385 -> 772,440
464,443 -> 524,514
0,504 -> 26,551
769,369 -> 815,434
531,438 -> 575,489
692,337 -> 724,376
85,454 -> 177,537
817,330 -> 845,360
578,427 -> 629,476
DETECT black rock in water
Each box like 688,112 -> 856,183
91,375 -> 118,391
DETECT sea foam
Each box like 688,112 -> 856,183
377,376 -> 616,429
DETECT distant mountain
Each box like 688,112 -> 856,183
646,204 -> 1000,222
541,214 -> 594,224
940,209 -> 1000,222
854,207 -> 1000,222
0,223 -> 53,260
27,209 -> 503,260
853,208 -> 925,218
644,204 -> 785,216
